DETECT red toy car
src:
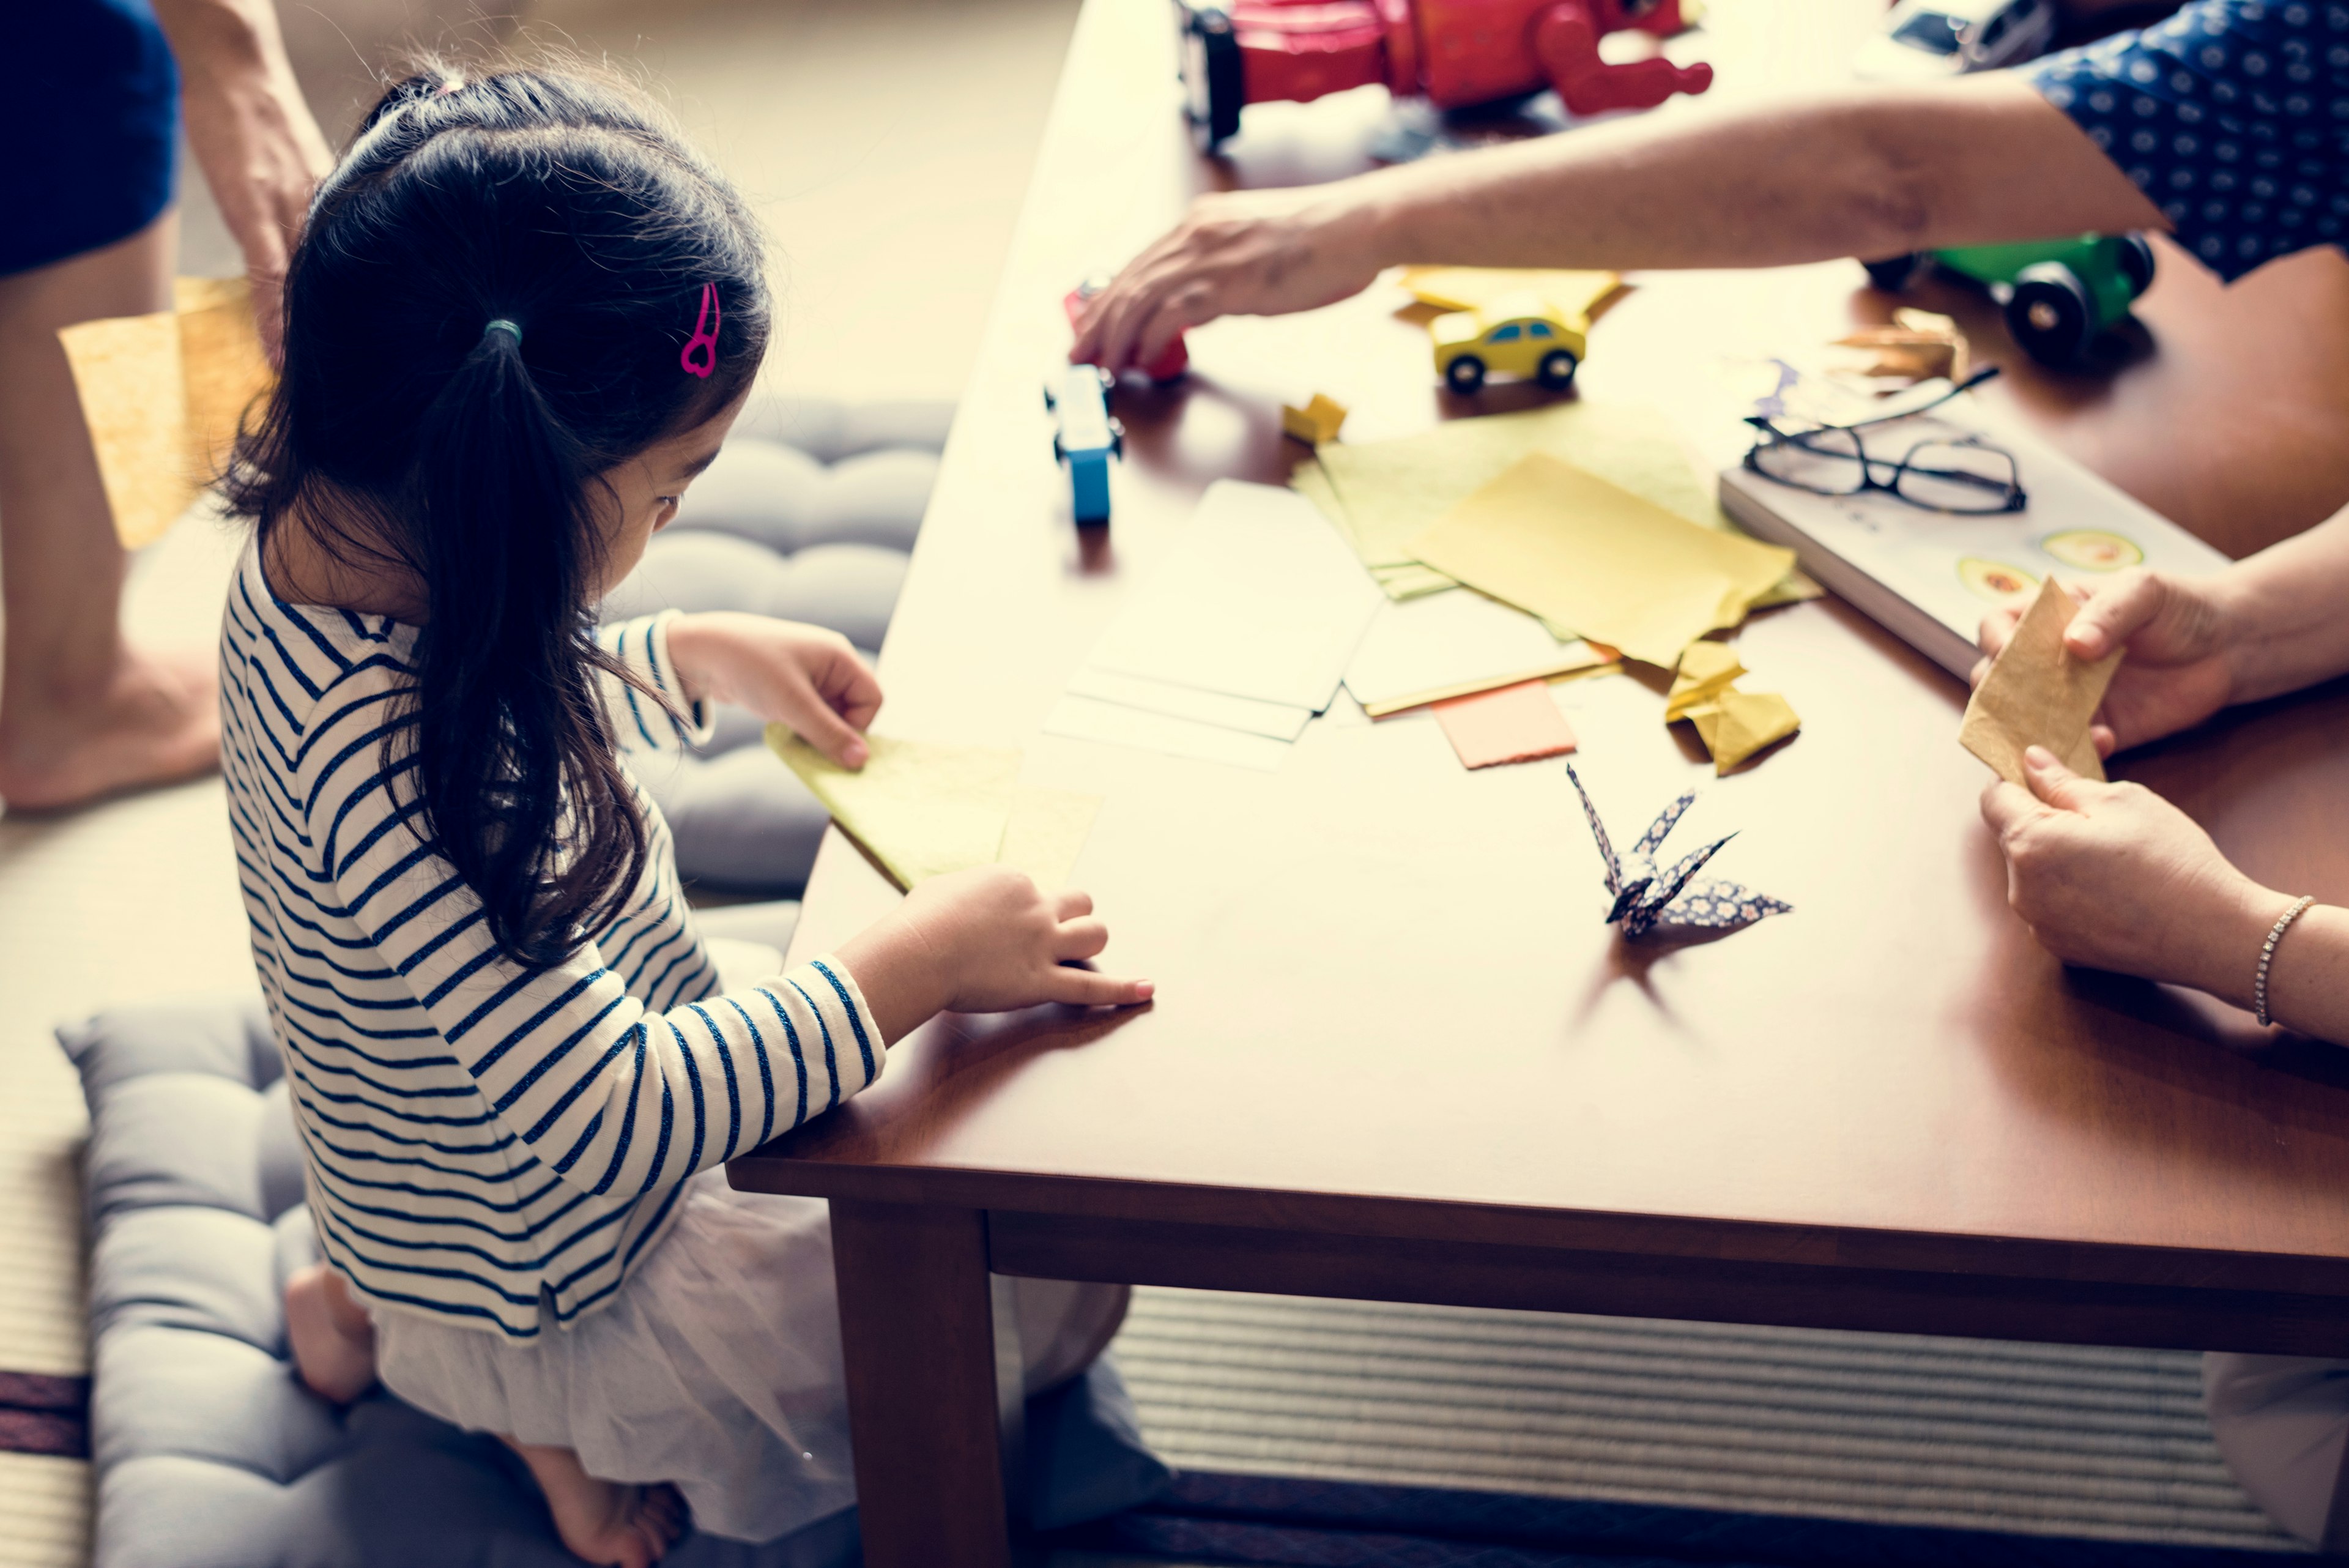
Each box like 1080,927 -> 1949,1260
1179,0 -> 1711,149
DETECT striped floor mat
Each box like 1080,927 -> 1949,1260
1100,1288 -> 2307,1564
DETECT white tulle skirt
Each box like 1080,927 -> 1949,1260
2204,1352 -> 2349,1547
371,1169 -> 1127,1543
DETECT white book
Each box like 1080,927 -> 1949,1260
1717,403 -> 2230,680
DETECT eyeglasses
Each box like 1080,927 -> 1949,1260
1742,367 -> 2027,515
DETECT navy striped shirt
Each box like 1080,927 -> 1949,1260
220,541 -> 883,1338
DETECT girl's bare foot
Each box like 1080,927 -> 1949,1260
0,645 -> 220,811
283,1262 -> 378,1403
500,1438 -> 688,1568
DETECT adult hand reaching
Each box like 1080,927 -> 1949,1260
1973,570 -> 2241,759
153,0 -> 334,363
1069,185 -> 1389,373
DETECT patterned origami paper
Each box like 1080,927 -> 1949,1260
1565,763 -> 1791,938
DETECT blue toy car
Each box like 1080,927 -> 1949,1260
1045,363 -> 1123,525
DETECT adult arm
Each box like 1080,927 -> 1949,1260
1076,72 -> 2162,370
148,0 -> 333,360
1976,507 -> 2349,756
1982,748 -> 2349,1047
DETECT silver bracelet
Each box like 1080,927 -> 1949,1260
2255,896 -> 2317,1028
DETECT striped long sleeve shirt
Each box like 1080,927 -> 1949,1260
220,541 -> 884,1338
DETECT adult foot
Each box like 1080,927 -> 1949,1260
502,1438 -> 689,1568
283,1263 -> 377,1404
0,646 -> 220,811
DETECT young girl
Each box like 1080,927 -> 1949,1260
228,65 -> 1149,1564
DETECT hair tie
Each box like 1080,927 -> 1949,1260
680,283 -> 719,379
483,318 -> 523,346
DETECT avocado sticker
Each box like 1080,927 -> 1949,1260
2041,529 -> 2143,571
1958,557 -> 2039,606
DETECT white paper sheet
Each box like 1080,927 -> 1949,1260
1043,694 -> 1292,772
1065,667 -> 1313,741
1083,481 -> 1386,712
1343,588 -> 1603,715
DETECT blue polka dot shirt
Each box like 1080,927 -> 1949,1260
2026,0 -> 2349,281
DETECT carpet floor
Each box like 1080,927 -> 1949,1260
1102,1288 -> 2306,1564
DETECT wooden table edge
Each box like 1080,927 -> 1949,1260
728,1152 -> 2349,1304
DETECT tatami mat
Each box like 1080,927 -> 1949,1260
0,1456 -> 91,1568
1111,1289 -> 2303,1554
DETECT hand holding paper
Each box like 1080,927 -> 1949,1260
1961,577 -> 2123,786
770,730 -> 1100,891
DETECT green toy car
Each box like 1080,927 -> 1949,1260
1861,233 -> 2155,367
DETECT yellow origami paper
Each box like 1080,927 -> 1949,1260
1399,266 -> 1621,319
1406,454 -> 1795,669
768,729 -> 1100,891
1684,689 -> 1801,775
1959,576 -> 2120,786
59,277 -> 272,549
1280,393 -> 1349,445
1666,641 -> 1746,721
995,787 -> 1102,891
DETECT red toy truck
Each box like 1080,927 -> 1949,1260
1178,0 -> 1712,149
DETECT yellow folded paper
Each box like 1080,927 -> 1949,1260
1280,393 -> 1349,445
768,729 -> 1102,891
59,277 -> 272,549
1685,689 -> 1801,775
1665,641 -> 1746,721
1959,576 -> 2120,786
995,786 -> 1102,891
1399,266 -> 1621,319
1406,453 -> 1796,669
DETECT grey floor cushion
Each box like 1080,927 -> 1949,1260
607,397 -> 949,897
64,998 -> 1171,1568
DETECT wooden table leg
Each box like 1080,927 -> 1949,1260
832,1200 -> 1011,1568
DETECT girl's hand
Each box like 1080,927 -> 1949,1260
666,612 -> 881,768
1973,570 -> 2240,757
838,868 -> 1153,1045
1070,185 -> 1388,374
1979,745 -> 2284,1005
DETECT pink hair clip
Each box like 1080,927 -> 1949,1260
680,283 -> 720,379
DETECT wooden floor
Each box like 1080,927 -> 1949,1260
0,1 -> 1076,1561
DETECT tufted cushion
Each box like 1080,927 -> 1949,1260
601,398 -> 949,896
63,998 -> 1172,1568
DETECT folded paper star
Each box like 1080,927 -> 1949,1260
1565,763 -> 1791,938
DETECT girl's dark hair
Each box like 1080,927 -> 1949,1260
228,64 -> 769,965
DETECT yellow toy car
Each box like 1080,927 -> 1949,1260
1431,292 -> 1587,395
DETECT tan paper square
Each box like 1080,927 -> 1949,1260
58,277 -> 270,549
1959,576 -> 2121,785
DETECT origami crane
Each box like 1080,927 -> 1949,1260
1565,763 -> 1791,938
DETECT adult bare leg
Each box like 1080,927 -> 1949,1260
0,211 -> 220,812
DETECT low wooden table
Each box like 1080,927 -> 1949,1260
730,3 -> 2349,1562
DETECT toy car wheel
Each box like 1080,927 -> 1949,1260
1862,253 -> 1926,292
1445,356 -> 1488,395
1052,434 -> 1066,463
2005,262 -> 2096,366
1179,4 -> 1244,152
1536,349 -> 1580,390
2116,232 -> 2156,297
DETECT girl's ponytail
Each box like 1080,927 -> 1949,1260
228,63 -> 768,965
405,317 -> 647,963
